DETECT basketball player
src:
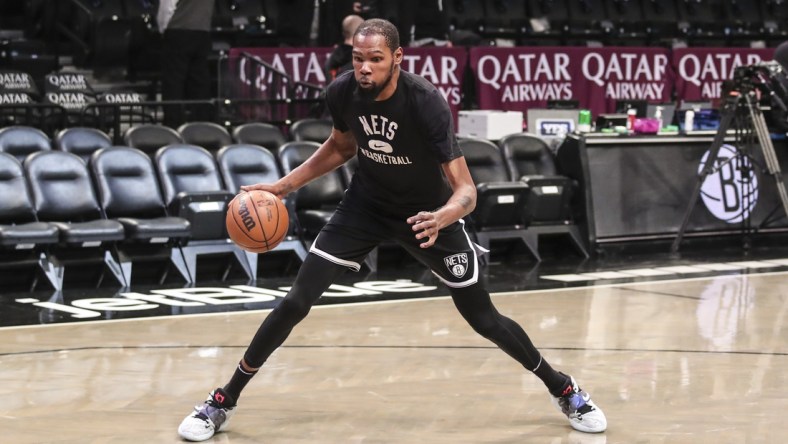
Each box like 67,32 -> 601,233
178,18 -> 607,441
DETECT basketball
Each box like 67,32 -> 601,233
225,190 -> 289,253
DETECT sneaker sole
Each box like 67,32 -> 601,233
550,396 -> 607,433
178,414 -> 217,442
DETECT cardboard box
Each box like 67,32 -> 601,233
457,110 -> 524,140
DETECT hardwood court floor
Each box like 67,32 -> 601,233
1,271 -> 786,443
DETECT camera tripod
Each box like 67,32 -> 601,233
671,90 -> 788,253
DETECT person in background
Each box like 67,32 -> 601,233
325,14 -> 364,82
157,0 -> 215,128
352,0 -> 379,18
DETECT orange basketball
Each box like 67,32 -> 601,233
226,190 -> 289,253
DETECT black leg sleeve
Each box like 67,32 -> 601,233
242,254 -> 347,368
449,282 -> 544,370
449,282 -> 569,394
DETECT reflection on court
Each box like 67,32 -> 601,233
1,272 -> 786,443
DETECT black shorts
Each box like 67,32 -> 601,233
310,200 -> 484,288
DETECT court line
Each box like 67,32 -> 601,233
612,286 -> 702,300
1,344 -> 786,358
2,269 -> 787,332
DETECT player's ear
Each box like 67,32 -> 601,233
393,47 -> 403,66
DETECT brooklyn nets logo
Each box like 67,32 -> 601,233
444,253 -> 468,278
699,144 -> 758,224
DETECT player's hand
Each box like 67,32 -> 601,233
240,183 -> 286,200
407,211 -> 440,248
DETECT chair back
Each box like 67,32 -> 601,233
155,143 -> 225,207
0,152 -> 36,223
123,124 -> 183,156
25,151 -> 101,222
0,125 -> 51,163
498,133 -> 558,179
277,141 -> 344,209
289,118 -> 332,143
232,122 -> 287,151
155,144 -> 230,240
55,127 -> 112,163
91,146 -> 167,218
459,137 -> 512,184
216,144 -> 281,192
178,121 -> 233,152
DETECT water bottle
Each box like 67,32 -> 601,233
578,109 -> 592,133
626,109 -> 637,134
655,106 -> 664,131
684,109 -> 695,133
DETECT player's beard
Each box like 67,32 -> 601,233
357,62 -> 396,102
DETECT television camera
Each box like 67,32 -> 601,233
730,61 -> 788,119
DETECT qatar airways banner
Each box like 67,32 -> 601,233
469,46 -> 673,117
227,47 -> 332,94
672,47 -> 775,102
227,46 -> 467,119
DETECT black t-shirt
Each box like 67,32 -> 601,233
325,69 -> 463,218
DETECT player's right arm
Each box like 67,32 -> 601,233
240,127 -> 357,199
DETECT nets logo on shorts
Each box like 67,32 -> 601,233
444,253 -> 468,278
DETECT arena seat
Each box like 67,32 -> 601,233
722,0 -> 766,46
444,0 -> 486,36
213,0 -> 271,42
231,122 -> 287,151
24,150 -> 127,288
0,152 -> 61,290
459,137 -> 534,261
123,124 -> 184,157
565,0 -> 612,44
675,0 -> 729,46
276,141 -> 343,240
482,0 -> 528,41
91,146 -> 193,284
217,143 -> 281,192
640,0 -> 682,45
54,127 -> 112,163
498,133 -> 589,259
523,0 -> 570,45
216,143 -> 307,261
289,118 -> 332,143
261,0 -> 313,46
760,0 -> 788,44
601,0 -> 649,46
0,126 -> 52,163
177,121 -> 233,153
155,143 -> 257,282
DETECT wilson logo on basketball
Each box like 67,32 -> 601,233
237,196 -> 257,231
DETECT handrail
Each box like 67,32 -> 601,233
223,51 -> 325,126
54,0 -> 96,54
236,51 -> 324,97
238,51 -> 290,80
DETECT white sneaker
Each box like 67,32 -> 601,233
550,375 -> 607,433
178,388 -> 236,441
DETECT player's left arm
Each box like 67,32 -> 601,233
241,128 -> 357,199
407,156 -> 477,248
